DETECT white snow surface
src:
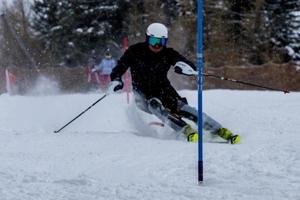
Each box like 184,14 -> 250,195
0,90 -> 300,200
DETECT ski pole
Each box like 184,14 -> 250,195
54,94 -> 107,133
202,73 -> 290,94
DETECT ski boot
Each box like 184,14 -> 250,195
183,124 -> 198,142
217,128 -> 240,144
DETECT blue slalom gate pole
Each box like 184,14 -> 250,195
197,0 -> 203,183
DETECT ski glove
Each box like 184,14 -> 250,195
106,80 -> 123,95
174,61 -> 197,76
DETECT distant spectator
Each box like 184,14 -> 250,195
91,49 -> 116,90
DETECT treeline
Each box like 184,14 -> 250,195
0,0 -> 300,70
204,0 -> 300,67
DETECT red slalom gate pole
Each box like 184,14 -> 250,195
123,35 -> 131,104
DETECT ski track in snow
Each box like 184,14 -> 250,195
0,90 -> 300,200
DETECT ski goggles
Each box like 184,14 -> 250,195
147,36 -> 167,47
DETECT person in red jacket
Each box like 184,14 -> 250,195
107,22 -> 240,144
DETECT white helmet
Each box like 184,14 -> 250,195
146,23 -> 168,38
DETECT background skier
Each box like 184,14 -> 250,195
107,22 -> 240,144
91,49 -> 116,90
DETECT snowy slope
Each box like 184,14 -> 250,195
0,90 -> 300,200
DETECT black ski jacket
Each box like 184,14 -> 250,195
110,42 -> 196,110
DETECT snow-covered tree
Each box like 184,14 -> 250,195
204,0 -> 255,66
31,0 -> 127,67
263,0 -> 300,65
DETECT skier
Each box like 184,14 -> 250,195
107,22 -> 240,144
91,49 -> 116,90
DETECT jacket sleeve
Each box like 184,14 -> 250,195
110,47 -> 133,81
169,49 -> 197,71
92,61 -> 102,72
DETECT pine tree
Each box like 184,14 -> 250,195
284,1 -> 300,65
224,0 -> 255,64
31,0 -> 127,67
262,0 -> 300,64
